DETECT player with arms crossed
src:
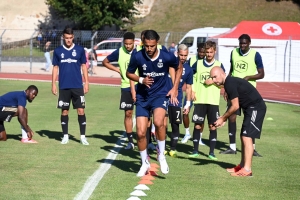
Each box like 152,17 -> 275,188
126,30 -> 183,177
51,26 -> 89,145
211,66 -> 266,176
0,85 -> 38,143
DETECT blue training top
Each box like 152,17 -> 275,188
0,91 -> 27,108
52,44 -> 86,89
127,48 -> 179,101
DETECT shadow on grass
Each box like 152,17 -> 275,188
189,157 -> 236,169
36,130 -> 80,143
7,133 -> 21,141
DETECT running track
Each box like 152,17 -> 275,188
0,73 -> 299,105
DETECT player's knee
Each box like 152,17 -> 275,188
194,124 -> 202,129
209,124 -> 216,130
77,109 -> 85,115
125,110 -> 133,118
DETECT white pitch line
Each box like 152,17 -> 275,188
74,117 -> 136,200
74,134 -> 126,200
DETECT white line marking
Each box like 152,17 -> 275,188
74,117 -> 136,200
74,134 -> 127,200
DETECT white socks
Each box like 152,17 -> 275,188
80,135 -> 86,139
21,126 -> 28,139
230,143 -> 236,151
151,123 -> 155,133
185,128 -> 190,135
140,149 -> 148,165
157,139 -> 165,158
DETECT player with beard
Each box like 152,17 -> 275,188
126,30 -> 183,177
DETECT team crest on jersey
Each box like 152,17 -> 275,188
72,50 -> 77,57
157,59 -> 163,68
142,64 -> 147,70
61,53 -> 64,58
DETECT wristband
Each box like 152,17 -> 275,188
139,77 -> 144,84
184,101 -> 191,109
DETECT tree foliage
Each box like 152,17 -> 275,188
45,0 -> 142,30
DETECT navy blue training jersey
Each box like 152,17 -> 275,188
127,48 -> 179,100
169,62 -> 193,107
52,44 -> 86,89
0,91 -> 27,108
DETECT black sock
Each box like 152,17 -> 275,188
127,132 -> 133,143
209,129 -> 217,155
170,123 -> 179,151
228,121 -> 236,144
61,115 -> 68,135
146,126 -> 151,144
192,127 -> 201,153
78,114 -> 86,136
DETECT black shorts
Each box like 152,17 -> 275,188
168,106 -> 182,124
192,104 -> 220,125
0,107 -> 17,122
57,88 -> 85,109
240,101 -> 267,139
227,101 -> 241,116
119,90 -> 134,110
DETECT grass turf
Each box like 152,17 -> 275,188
0,80 -> 299,200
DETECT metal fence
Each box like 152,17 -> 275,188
0,29 -> 299,82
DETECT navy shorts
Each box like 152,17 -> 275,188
240,101 -> 267,139
136,96 -> 169,118
192,104 -> 220,125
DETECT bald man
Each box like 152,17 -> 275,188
210,67 -> 266,177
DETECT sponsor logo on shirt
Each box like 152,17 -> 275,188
61,58 -> 78,63
61,53 -> 64,58
143,72 -> 165,77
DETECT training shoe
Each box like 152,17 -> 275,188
226,164 -> 242,173
231,168 -> 253,177
158,155 -> 169,174
137,160 -> 151,177
208,153 -> 218,160
219,148 -> 237,154
199,140 -> 205,145
253,150 -> 262,157
61,137 -> 69,144
80,138 -> 89,145
188,151 -> 199,158
181,134 -> 191,143
148,143 -> 156,151
125,142 -> 134,150
168,150 -> 177,158
21,138 -> 38,143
